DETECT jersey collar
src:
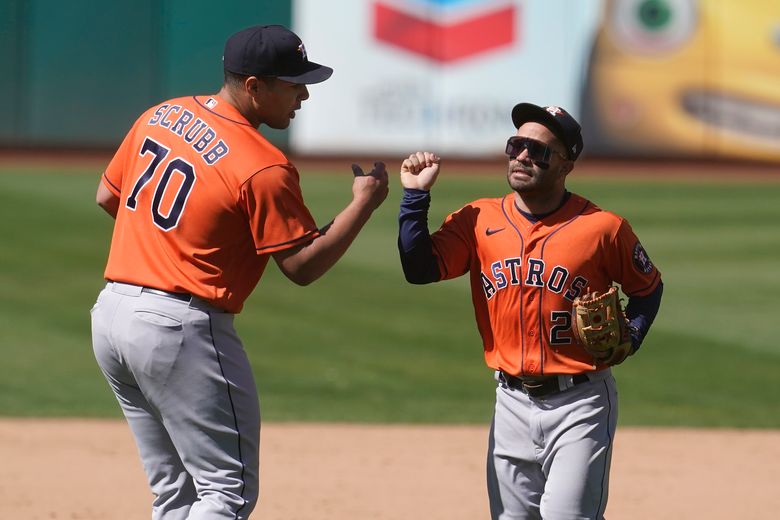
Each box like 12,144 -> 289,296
193,95 -> 254,127
514,191 -> 572,223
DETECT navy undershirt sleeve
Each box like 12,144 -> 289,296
398,188 -> 441,284
625,281 -> 664,353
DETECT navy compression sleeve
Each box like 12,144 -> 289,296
398,188 -> 441,284
626,281 -> 664,352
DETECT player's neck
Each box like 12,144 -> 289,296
216,87 -> 260,128
514,188 -> 568,217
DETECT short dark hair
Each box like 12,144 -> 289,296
224,69 -> 250,89
223,70 -> 278,90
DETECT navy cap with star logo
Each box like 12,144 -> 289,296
511,103 -> 584,161
222,25 -> 333,84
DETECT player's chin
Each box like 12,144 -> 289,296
507,169 -> 532,186
267,117 -> 292,130
509,178 -> 538,193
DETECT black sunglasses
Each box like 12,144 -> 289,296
505,136 -> 568,169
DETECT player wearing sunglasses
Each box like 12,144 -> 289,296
505,136 -> 568,169
397,103 -> 663,519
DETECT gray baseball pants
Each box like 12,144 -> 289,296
91,282 -> 260,519
487,369 -> 617,520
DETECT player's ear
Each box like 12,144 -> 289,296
244,76 -> 260,94
246,76 -> 275,97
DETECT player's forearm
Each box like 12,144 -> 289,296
275,198 -> 377,285
398,189 -> 441,284
626,281 -> 664,352
96,180 -> 120,219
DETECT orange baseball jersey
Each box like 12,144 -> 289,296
101,95 -> 319,313
430,193 -> 661,375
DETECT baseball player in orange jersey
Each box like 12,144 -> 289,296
91,25 -> 388,518
398,104 -> 663,519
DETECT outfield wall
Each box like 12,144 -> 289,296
2,0 -> 778,162
0,0 -> 291,148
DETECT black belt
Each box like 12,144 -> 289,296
499,371 -> 590,398
141,287 -> 192,303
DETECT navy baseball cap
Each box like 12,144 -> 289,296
223,25 -> 333,84
511,103 -> 584,160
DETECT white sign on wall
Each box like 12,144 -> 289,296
291,0 -> 602,157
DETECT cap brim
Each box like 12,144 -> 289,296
277,61 -> 333,84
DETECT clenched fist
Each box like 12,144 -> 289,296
400,152 -> 441,191
351,161 -> 389,210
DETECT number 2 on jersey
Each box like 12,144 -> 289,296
550,311 -> 572,345
126,137 -> 197,231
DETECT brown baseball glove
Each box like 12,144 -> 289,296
572,286 -> 633,365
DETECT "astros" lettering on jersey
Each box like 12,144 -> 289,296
480,256 -> 588,301
147,103 -> 230,165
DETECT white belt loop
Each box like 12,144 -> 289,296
108,281 -> 143,297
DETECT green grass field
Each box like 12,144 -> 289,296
1,164 -> 778,427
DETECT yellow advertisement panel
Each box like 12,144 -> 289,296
581,0 -> 780,162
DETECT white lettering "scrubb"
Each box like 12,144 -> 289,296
147,103 -> 230,165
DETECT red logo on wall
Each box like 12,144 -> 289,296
374,1 -> 517,63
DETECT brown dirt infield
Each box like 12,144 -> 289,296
1,419 -> 778,519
